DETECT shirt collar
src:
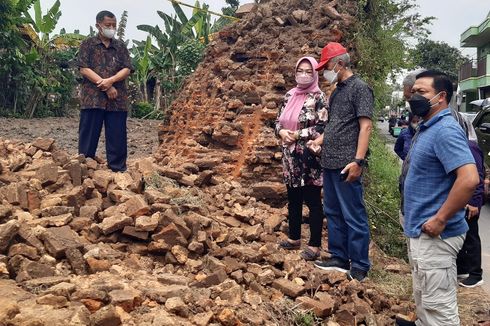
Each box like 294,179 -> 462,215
337,75 -> 356,87
94,35 -> 116,49
420,108 -> 451,130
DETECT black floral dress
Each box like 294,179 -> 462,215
275,92 -> 328,188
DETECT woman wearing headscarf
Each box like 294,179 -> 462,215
274,56 -> 328,261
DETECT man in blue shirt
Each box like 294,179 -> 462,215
401,70 -> 478,326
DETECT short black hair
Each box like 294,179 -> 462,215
96,10 -> 115,23
415,69 -> 453,103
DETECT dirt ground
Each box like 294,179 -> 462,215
0,117 -> 161,159
1,117 -> 489,325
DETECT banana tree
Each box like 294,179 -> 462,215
131,36 -> 153,102
136,1 -> 226,114
20,0 -> 84,117
23,0 -> 85,51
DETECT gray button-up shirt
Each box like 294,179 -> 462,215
321,75 -> 374,169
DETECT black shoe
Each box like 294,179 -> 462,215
347,267 -> 368,282
459,276 -> 484,288
314,257 -> 350,273
395,316 -> 416,326
457,273 -> 469,280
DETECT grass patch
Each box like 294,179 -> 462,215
365,128 -> 407,260
145,172 -> 179,190
369,261 -> 412,299
264,299 -> 323,326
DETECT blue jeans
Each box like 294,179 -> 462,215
323,168 -> 370,271
78,109 -> 127,172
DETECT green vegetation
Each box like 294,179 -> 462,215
0,0 -> 84,118
353,0 -> 434,259
132,101 -> 161,119
410,39 -> 468,83
0,0 -> 239,119
265,299 -> 322,326
355,0 -> 433,115
293,311 -> 321,326
364,130 -> 406,259
132,0 -> 233,118
369,261 -> 412,299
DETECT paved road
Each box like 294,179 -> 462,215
479,205 -> 490,294
377,121 -> 490,294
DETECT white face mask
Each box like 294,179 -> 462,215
101,27 -> 116,39
323,62 -> 339,84
410,122 -> 419,129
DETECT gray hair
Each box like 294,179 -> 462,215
331,53 -> 350,68
403,68 -> 427,87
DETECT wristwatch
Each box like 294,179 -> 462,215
353,158 -> 367,167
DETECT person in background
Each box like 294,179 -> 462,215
394,113 -> 420,161
402,68 -> 427,101
453,112 -> 485,288
394,68 -> 427,160
399,70 -> 478,326
77,10 -> 133,172
388,113 -> 397,136
308,42 -> 374,282
275,56 -> 328,261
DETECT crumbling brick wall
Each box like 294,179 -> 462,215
156,0 -> 359,200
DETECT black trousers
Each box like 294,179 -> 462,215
286,185 -> 323,247
79,109 -> 128,172
457,214 -> 482,278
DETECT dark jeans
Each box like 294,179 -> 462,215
79,109 -> 127,172
286,185 -> 323,247
457,214 -> 482,278
323,168 -> 371,271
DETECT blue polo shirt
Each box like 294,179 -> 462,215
403,108 -> 474,239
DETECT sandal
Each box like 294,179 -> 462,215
279,239 -> 301,250
300,247 -> 320,261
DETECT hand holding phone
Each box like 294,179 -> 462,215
340,172 -> 348,182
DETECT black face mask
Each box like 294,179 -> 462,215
408,93 -> 440,117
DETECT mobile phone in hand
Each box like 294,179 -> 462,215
340,172 -> 348,182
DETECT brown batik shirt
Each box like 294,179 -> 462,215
77,36 -> 133,111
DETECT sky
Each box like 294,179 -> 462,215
38,0 -> 489,58
38,0 -> 227,42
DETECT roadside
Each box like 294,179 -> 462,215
479,205 -> 490,295
376,121 -> 490,325
378,120 -> 490,295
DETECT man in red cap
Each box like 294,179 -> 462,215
308,42 -> 374,281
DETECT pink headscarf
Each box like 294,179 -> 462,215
278,57 -> 321,131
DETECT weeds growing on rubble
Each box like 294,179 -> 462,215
265,299 -> 322,326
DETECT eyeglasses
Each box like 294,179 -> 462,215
296,69 -> 313,76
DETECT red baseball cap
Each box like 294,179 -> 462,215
315,42 -> 347,71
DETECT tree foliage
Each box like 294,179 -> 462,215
355,0 -> 434,112
410,39 -> 468,83
0,0 -> 84,118
117,10 -> 128,41
132,0 -> 231,117
354,0 -> 433,258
